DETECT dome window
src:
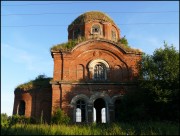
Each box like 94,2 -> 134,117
111,30 -> 117,42
91,24 -> 102,35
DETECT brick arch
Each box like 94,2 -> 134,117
70,94 -> 89,122
89,92 -> 112,123
70,94 -> 89,107
111,94 -> 123,104
74,48 -> 129,80
111,94 -> 124,122
17,100 -> 26,116
89,92 -> 112,105
71,39 -> 127,56
88,59 -> 110,80
70,40 -> 128,66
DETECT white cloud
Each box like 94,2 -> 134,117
2,43 -> 53,73
2,43 -> 34,65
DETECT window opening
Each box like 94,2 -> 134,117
76,100 -> 86,122
92,25 -> 101,34
94,63 -> 105,80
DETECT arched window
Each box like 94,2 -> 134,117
76,100 -> 86,122
18,100 -> 25,116
91,24 -> 102,35
94,63 -> 106,80
77,64 -> 84,80
111,30 -> 117,41
88,59 -> 109,81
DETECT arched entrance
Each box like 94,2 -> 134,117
18,100 -> 25,115
94,98 -> 106,123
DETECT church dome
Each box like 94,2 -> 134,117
68,11 -> 120,42
68,11 -> 117,31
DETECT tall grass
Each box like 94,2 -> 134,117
1,121 -> 179,135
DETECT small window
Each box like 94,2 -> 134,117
111,30 -> 116,41
92,24 -> 101,35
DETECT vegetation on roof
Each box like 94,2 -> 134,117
68,11 -> 116,30
119,36 -> 129,47
117,43 -> 142,54
51,36 -> 142,53
51,37 -> 86,51
15,75 -> 52,91
118,36 -> 142,53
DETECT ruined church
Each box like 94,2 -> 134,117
13,11 -> 142,123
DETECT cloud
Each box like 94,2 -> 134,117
2,43 -> 34,68
2,43 -> 53,73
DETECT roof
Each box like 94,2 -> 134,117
50,38 -> 142,55
68,11 -> 117,30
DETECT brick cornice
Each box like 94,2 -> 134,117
50,80 -> 137,85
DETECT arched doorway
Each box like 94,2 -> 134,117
94,98 -> 106,123
18,100 -> 25,116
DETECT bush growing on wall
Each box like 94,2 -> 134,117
51,108 -> 70,125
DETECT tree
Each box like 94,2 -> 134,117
138,42 -> 179,121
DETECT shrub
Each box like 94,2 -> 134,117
51,108 -> 70,125
8,115 -> 31,125
1,113 -> 10,127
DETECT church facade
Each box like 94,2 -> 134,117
13,11 -> 142,123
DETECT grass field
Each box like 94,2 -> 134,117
1,121 -> 179,135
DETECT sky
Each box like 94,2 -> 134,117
1,1 -> 179,116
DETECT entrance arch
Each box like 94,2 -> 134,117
94,98 -> 106,123
18,100 -> 25,116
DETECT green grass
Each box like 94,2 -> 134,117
50,37 -> 86,51
50,37 -> 142,54
15,75 -> 52,91
1,121 -> 179,135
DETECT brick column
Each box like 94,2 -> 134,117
51,85 -> 61,114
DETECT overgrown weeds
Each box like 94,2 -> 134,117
1,121 -> 179,135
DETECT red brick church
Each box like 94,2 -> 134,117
13,11 -> 142,123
